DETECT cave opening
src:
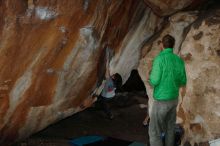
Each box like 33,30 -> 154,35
15,70 -> 149,146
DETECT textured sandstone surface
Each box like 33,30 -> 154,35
179,10 -> 220,144
0,0 -> 159,145
143,0 -> 207,16
138,10 -> 220,145
0,0 -> 219,145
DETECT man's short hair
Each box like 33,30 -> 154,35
162,34 -> 175,48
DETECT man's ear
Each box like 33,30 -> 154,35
160,43 -> 164,51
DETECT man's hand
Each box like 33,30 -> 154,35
180,86 -> 186,97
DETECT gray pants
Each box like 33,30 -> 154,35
149,99 -> 178,146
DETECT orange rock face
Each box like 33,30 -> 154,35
0,0 -> 156,144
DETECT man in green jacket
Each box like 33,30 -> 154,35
148,34 -> 187,146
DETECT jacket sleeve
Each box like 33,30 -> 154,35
180,61 -> 187,86
149,57 -> 162,86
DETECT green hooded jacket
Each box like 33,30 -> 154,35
149,48 -> 187,101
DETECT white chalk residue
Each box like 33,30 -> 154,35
214,111 -> 220,117
83,0 -> 90,11
35,7 -> 58,20
3,48 -> 46,126
10,71 -> 32,108
111,9 -> 155,83
80,26 -> 94,42
59,26 -> 67,33
79,26 -> 97,60
53,25 -> 98,103
209,138 -> 220,146
3,71 -> 33,126
192,115 -> 204,123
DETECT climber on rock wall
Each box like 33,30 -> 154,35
85,46 -> 121,120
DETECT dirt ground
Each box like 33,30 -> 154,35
14,93 -> 149,146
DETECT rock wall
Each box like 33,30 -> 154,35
0,0 -> 219,145
143,0 -> 207,16
179,10 -> 220,144
138,9 -> 220,146
0,0 -> 156,144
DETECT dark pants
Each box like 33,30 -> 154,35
98,95 -> 113,117
149,99 -> 178,146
